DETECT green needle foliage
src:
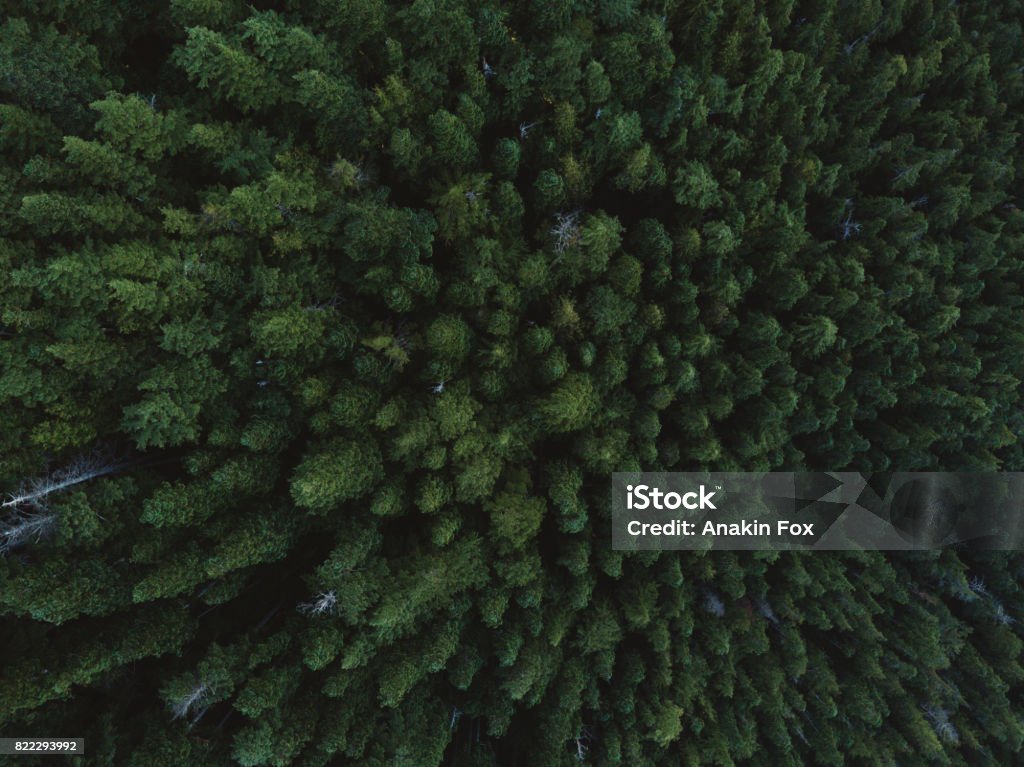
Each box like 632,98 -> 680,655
1,1 -> 1023,765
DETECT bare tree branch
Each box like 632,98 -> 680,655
550,210 -> 582,254
1,449 -> 129,511
297,590 -> 338,617
0,508 -> 57,555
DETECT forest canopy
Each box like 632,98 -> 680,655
1,1 -> 1023,765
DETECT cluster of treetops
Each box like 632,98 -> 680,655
0,0 -> 1022,764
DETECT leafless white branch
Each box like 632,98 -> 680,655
550,210 -> 582,253
297,590 -> 338,617
171,681 -> 210,721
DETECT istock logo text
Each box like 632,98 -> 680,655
626,484 -> 717,510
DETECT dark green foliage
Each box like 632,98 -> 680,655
1,1 -> 1024,766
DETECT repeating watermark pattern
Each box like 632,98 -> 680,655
611,473 -> 1024,551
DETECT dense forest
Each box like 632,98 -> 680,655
1,0 -> 1023,764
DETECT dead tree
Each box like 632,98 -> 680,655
297,590 -> 338,617
574,725 -> 595,762
839,211 -> 862,240
170,680 -> 211,722
0,508 -> 57,555
922,704 -> 960,744
1,449 -> 128,511
550,210 -> 582,253
1,448 -> 131,555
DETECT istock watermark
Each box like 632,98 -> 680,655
625,483 -> 718,510
611,472 -> 1024,551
